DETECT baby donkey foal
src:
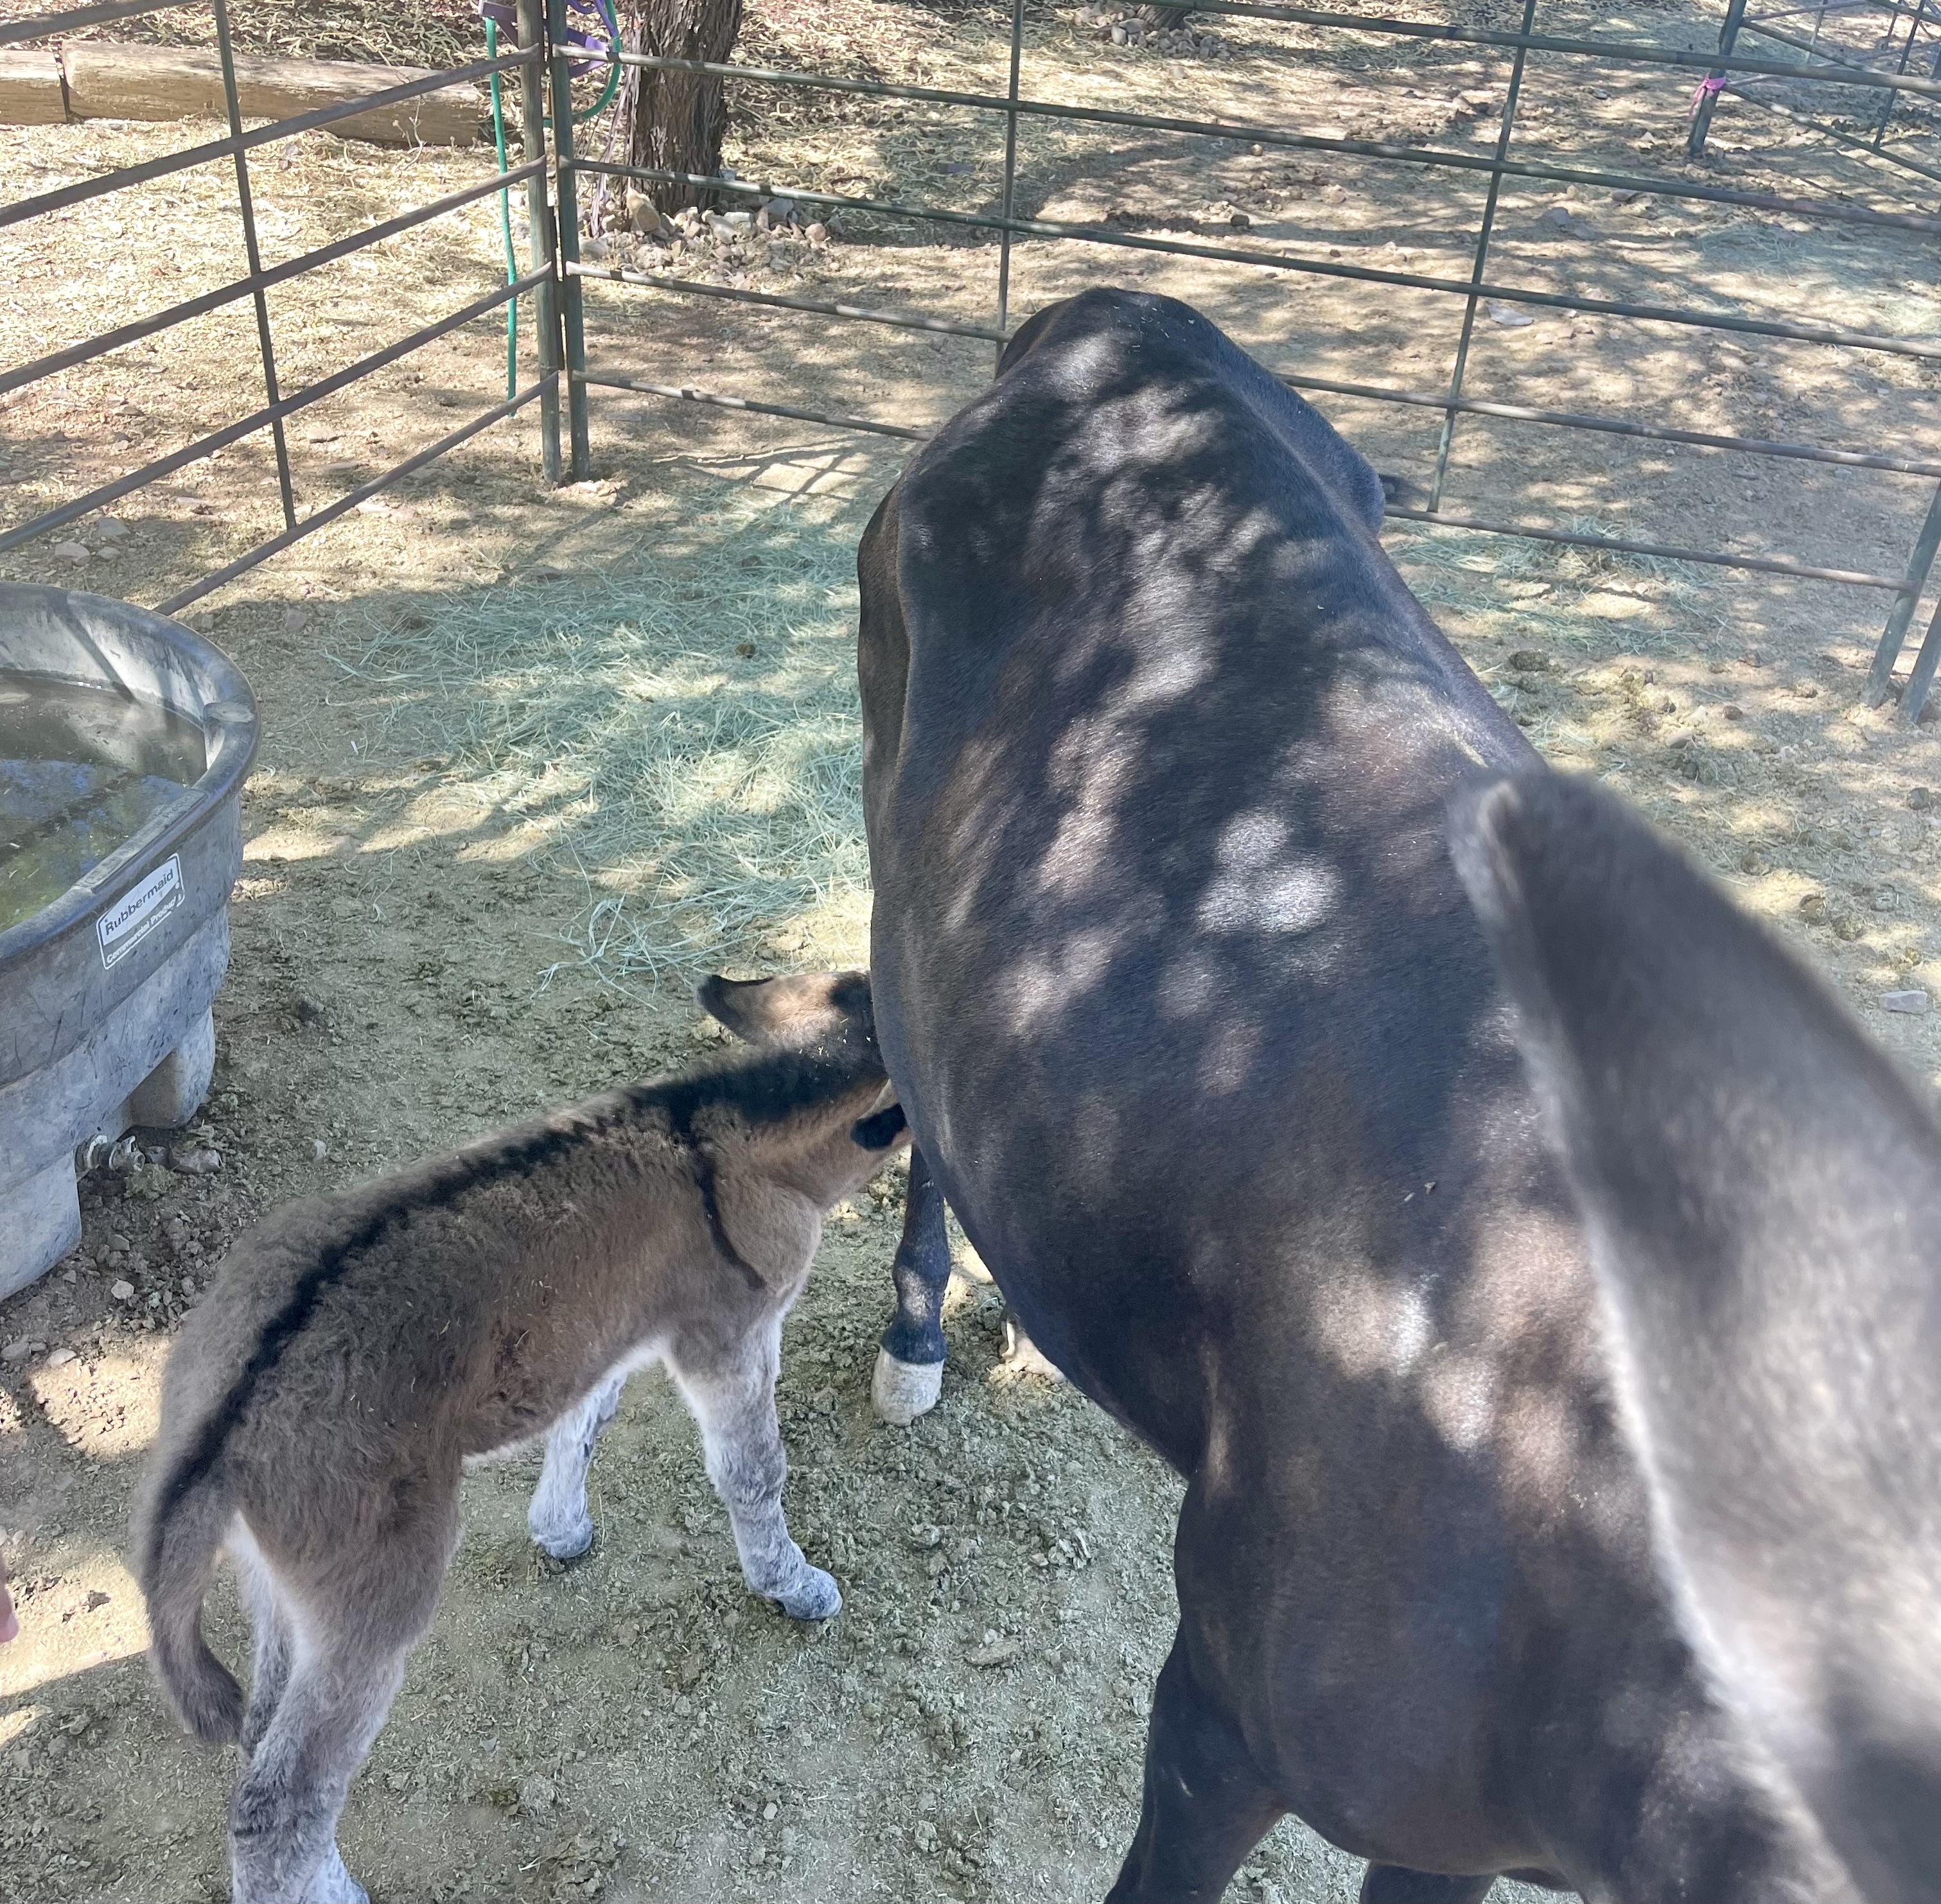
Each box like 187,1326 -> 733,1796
135,972 -> 908,1904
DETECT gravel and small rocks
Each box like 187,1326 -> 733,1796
1077,6 -> 1234,57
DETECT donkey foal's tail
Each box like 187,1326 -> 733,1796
134,1457 -> 244,1745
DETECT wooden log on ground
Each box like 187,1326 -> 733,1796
57,46 -> 487,146
0,51 -> 69,126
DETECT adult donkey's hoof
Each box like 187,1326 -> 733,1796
872,1347 -> 944,1426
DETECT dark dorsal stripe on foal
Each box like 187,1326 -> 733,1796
141,1038 -> 880,1584
667,1110 -> 766,1293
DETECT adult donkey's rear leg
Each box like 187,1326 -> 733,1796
872,1146 -> 951,1425
1107,1627 -> 1284,1903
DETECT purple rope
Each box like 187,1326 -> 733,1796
478,0 -> 617,80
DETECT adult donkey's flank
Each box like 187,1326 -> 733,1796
136,972 -> 908,1904
857,287 -> 1938,1901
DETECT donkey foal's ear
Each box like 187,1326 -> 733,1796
696,971 -> 875,1047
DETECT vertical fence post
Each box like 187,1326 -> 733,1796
1866,478 -> 1941,704
1871,0 -> 1918,148
1688,0 -> 1748,159
518,0 -> 563,484
1427,0 -> 1536,513
212,0 -> 295,532
545,0 -> 592,480
1901,593 -> 1941,722
994,0 -> 1026,371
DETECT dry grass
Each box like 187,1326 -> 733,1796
335,478 -> 871,979
73,0 -> 486,72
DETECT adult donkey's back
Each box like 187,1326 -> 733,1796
857,288 -> 1919,1901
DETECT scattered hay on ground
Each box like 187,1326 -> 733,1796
76,0 -> 486,73
338,482 -> 871,980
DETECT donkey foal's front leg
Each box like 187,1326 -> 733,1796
672,1320 -> 839,1621
527,1376 -> 624,1560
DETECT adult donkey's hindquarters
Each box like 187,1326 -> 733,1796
136,973 -> 907,1904
1454,773 -> 1941,1904
857,288 -> 1864,1901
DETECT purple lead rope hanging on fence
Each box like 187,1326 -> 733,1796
479,0 -> 617,78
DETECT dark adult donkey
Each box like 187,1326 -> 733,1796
856,288 -> 1938,1902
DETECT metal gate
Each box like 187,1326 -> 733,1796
0,0 -> 563,614
7,1 -> 1941,712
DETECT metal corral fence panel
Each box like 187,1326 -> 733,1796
0,0 -> 566,614
554,0 -> 1941,719
1690,0 -> 1941,191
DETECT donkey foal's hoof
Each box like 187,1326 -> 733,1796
307,1842 -> 369,1904
773,1566 -> 842,1621
532,1513 -> 595,1563
872,1347 -> 944,1426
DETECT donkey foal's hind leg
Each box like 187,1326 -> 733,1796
671,1319 -> 839,1620
228,1511 -> 453,1904
233,1539 -> 362,1901
229,1648 -> 407,1904
233,1535 -> 294,1760
528,1376 -> 624,1560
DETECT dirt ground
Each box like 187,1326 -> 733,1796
4,1 -> 1941,1900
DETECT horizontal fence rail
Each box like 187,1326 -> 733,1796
561,8 -> 1941,717
583,156 -> 1941,363
0,0 -> 565,611
1179,0 -> 1941,92
0,51 -> 541,232
8,0 -> 1941,714
611,49 -> 1941,232
0,272 -> 553,561
0,0 -> 202,50
157,380 -> 554,614
1,161 -> 547,402
566,258 -> 1941,477
565,365 -> 1911,589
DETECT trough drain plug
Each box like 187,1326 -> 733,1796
76,1133 -> 144,1178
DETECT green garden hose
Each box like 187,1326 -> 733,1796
486,15 -> 518,401
486,0 -> 620,399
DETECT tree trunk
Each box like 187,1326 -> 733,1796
1136,6 -> 1190,25
624,0 -> 744,214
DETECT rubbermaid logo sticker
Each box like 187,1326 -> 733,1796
98,855 -> 182,970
